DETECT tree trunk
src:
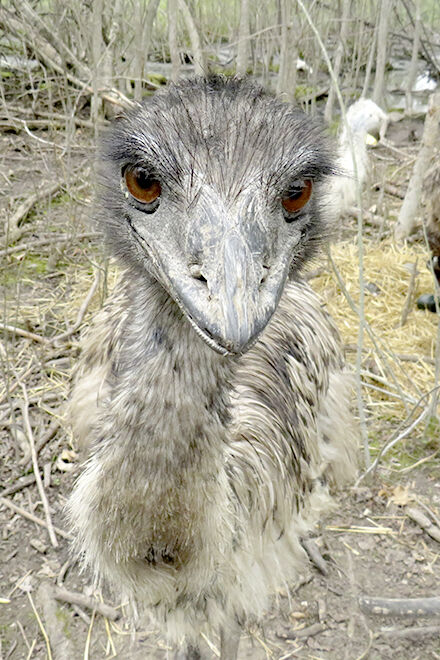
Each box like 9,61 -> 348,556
134,1 -> 146,101
144,0 -> 161,78
133,0 -> 160,101
101,0 -> 120,114
405,0 -> 421,114
324,0 -> 351,123
372,0 -> 393,106
361,20 -> 378,97
394,92 -> 440,241
168,0 -> 180,82
276,0 -> 296,102
236,0 -> 250,76
178,0 -> 205,76
91,0 -> 104,128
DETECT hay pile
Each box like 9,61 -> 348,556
313,235 -> 438,440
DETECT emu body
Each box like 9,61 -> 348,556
68,77 -> 356,658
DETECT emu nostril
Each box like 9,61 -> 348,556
260,265 -> 270,287
189,264 -> 207,284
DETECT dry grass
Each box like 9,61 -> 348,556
312,234 -> 439,459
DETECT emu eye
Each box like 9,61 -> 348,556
282,179 -> 312,215
124,166 -> 161,204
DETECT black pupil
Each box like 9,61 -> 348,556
287,185 -> 304,200
134,168 -> 153,189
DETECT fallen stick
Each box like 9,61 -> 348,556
346,206 -> 384,226
360,596 -> 440,617
19,384 -> 58,548
1,271 -> 100,347
406,506 -> 440,544
50,270 -> 101,344
51,586 -> 120,621
0,474 -> 36,498
302,538 -> 328,575
344,344 -> 436,366
22,421 -> 61,469
37,582 -> 76,660
0,497 -> 72,540
5,169 -> 87,241
2,106 -> 95,130
6,180 -> 68,240
378,624 -> 440,639
0,323 -> 46,344
278,622 -> 326,640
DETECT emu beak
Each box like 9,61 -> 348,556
169,192 -> 289,356
193,229 -> 264,354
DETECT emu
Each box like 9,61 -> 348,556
68,76 -> 356,659
332,98 -> 388,218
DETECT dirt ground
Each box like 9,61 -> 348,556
1,470 -> 440,659
1,115 -> 440,659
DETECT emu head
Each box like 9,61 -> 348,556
99,76 -> 334,355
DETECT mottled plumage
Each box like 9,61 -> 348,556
68,77 -> 356,658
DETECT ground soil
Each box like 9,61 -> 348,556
1,116 -> 439,660
1,474 -> 440,659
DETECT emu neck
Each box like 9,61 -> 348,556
112,273 -> 235,474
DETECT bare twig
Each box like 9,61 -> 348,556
0,323 -> 46,344
378,624 -> 440,639
277,623 -> 327,640
21,421 -> 61,468
19,384 -> 58,548
406,506 -> 440,543
356,386 -> 439,485
0,475 -> 36,498
1,270 -> 100,347
371,182 -> 405,199
414,497 -> 440,529
27,592 -> 53,660
360,596 -> 440,617
345,206 -> 385,227
399,259 -> 418,327
51,586 -> 120,621
36,583 -> 76,660
6,180 -> 69,240
344,343 -> 436,366
1,104 -> 96,129
302,538 -> 328,575
0,497 -> 72,540
50,270 -> 101,343
0,232 -> 99,258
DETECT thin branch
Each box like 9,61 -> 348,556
0,233 -> 98,258
406,506 -> 440,543
360,596 -> 440,617
19,384 -> 58,548
0,497 -> 72,540
51,586 -> 120,621
50,270 -> 101,344
0,323 -> 46,344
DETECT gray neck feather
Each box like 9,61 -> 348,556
106,272 -> 235,476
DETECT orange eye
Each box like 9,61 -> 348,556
124,167 -> 161,204
282,179 -> 312,214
